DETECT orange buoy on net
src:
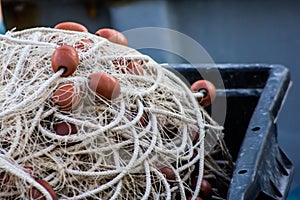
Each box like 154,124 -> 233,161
88,72 -> 121,100
29,179 -> 58,200
54,122 -> 77,136
74,39 -> 93,52
95,28 -> 128,46
52,83 -> 82,111
54,21 -> 88,32
191,80 -> 216,107
112,59 -> 144,75
158,166 -> 176,180
51,45 -> 79,77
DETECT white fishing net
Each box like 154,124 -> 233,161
0,27 -> 231,199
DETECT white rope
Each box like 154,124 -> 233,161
140,161 -> 151,200
151,167 -> 171,200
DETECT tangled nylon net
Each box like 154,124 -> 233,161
0,27 -> 232,199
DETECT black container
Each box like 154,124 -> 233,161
166,64 -> 293,200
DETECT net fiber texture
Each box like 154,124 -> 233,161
0,28 -> 225,200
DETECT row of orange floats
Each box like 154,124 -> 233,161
51,21 -> 216,114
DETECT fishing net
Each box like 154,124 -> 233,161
0,27 -> 233,199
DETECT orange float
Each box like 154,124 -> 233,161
54,22 -> 88,32
95,28 -> 128,46
89,72 -> 121,100
51,45 -> 79,77
190,80 -> 216,107
158,166 -> 176,180
29,179 -> 58,200
113,59 -> 144,75
52,83 -> 82,111
54,122 -> 77,136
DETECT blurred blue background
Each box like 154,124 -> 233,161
2,0 -> 299,197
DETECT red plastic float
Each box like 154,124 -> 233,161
52,83 -> 82,111
113,59 -> 144,75
74,39 -> 93,52
29,179 -> 58,200
190,80 -> 216,107
54,122 -> 77,136
127,61 -> 144,75
186,196 -> 203,200
200,179 -> 213,199
95,28 -> 128,46
54,21 -> 88,32
191,178 -> 213,199
51,45 -> 79,77
158,166 -> 176,180
89,72 -> 121,100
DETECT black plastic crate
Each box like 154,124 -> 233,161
166,64 -> 294,200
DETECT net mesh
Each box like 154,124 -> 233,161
0,27 -> 232,199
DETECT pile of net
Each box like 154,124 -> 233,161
0,27 -> 233,199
